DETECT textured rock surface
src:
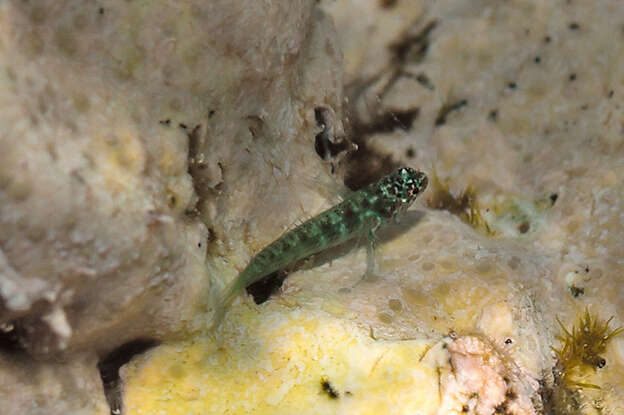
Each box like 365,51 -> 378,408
0,0 -> 209,355
0,0 -> 342,413
0,352 -> 109,415
124,0 -> 623,414
0,0 -> 341,353
1,0 -> 623,414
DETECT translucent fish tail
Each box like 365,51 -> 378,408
208,267 -> 247,333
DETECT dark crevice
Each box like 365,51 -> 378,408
185,122 -> 222,219
187,124 -> 204,176
314,107 -> 351,161
569,285 -> 584,298
0,299 -> 53,355
342,103 -> 418,190
320,377 -> 340,399
246,115 -> 265,140
343,145 -> 399,190
342,107 -> 415,190
435,99 -> 468,126
245,271 -> 288,304
538,370 -> 583,415
340,21 -> 437,190
98,338 -> 159,415
0,321 -> 25,353
389,20 -> 438,65
415,73 -> 435,90
180,111 -> 216,214
488,109 -> 499,122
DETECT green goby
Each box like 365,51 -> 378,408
215,167 -> 428,324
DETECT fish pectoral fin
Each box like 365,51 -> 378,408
364,226 -> 380,281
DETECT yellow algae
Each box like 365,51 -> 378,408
552,308 -> 623,389
123,303 -> 440,415
545,309 -> 624,414
426,172 -> 493,235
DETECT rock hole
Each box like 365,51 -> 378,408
320,376 -> 340,399
517,221 -> 530,234
488,109 -> 498,121
569,285 -> 584,298
0,321 -> 25,353
98,338 -> 158,415
314,107 -> 349,160
245,271 -> 288,304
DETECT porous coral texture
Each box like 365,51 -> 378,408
0,352 -> 109,415
1,0 -> 623,414
124,0 -> 623,414
0,0 -> 343,413
0,0 -> 342,353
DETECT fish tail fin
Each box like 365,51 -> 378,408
207,262 -> 247,334
209,281 -> 234,332
205,258 -> 228,333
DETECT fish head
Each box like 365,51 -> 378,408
387,167 -> 428,206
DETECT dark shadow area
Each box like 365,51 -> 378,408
435,99 -> 468,126
538,372 -> 583,415
343,145 -> 400,191
246,270 -> 288,305
341,21 -> 439,191
0,322 -> 24,353
343,107 -> 417,190
389,20 -> 438,65
314,106 -> 352,162
98,338 -> 159,415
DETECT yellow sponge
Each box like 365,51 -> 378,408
122,301 -> 439,415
